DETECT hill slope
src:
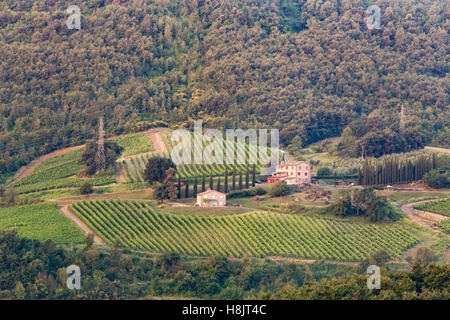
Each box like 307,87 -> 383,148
0,0 -> 448,178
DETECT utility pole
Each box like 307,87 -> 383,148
400,103 -> 406,135
361,145 -> 364,161
96,116 -> 106,172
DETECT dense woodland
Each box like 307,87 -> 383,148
0,231 -> 448,300
0,0 -> 448,178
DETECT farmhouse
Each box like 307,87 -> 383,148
196,189 -> 226,207
267,161 -> 311,185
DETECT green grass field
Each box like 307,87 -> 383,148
0,203 -> 85,243
414,198 -> 450,217
69,200 -> 418,261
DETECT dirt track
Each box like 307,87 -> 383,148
59,204 -> 105,245
147,128 -> 167,154
8,145 -> 84,186
401,200 -> 448,232
401,200 -> 449,264
424,146 -> 450,154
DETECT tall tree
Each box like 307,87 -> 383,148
224,167 -> 228,193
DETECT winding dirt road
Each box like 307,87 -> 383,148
401,200 -> 449,264
401,200 -> 448,232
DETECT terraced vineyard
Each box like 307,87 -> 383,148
414,198 -> 450,217
114,132 -> 153,157
161,129 -> 276,179
117,152 -> 168,183
10,149 -> 116,193
69,200 -> 418,261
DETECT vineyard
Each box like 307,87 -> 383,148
115,129 -> 277,183
414,198 -> 450,217
9,149 -> 116,194
161,129 -> 274,179
69,200 -> 418,261
114,132 -> 153,157
117,152 -> 167,183
0,204 -> 85,243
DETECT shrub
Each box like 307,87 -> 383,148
423,169 -> 449,189
79,182 -> 93,195
317,167 -> 332,177
228,187 -> 267,198
269,182 -> 290,197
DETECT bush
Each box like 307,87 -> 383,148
79,182 -> 93,195
144,156 -> 176,184
269,182 -> 290,197
317,167 -> 332,177
228,187 -> 267,198
423,169 -> 449,189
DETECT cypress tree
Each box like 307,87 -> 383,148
232,167 -> 236,191
177,175 -> 181,199
202,174 -> 206,192
185,179 -> 189,198
245,164 -> 249,189
209,172 -> 213,190
224,167 -> 228,193
193,175 -> 198,197
252,164 -> 256,187
239,171 -> 243,189
217,176 -> 221,192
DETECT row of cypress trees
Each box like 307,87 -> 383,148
177,164 -> 257,198
358,154 -> 438,186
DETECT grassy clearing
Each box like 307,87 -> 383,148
0,203 -> 85,243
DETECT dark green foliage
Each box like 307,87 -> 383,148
202,174 -> 206,193
331,188 -> 399,222
224,167 -> 228,193
239,171 -> 243,190
0,0 -> 448,179
79,182 -> 93,195
228,187 -> 267,199
269,182 -> 290,197
232,168 -> 236,191
193,175 -> 198,197
185,178 -> 189,198
252,164 -> 256,187
0,231 -> 447,300
209,172 -> 213,190
216,176 -> 221,193
317,167 -> 332,177
153,168 -> 177,203
423,169 -> 449,189
79,141 -> 123,176
245,165 -> 249,189
143,156 -> 176,184
359,154 -> 438,186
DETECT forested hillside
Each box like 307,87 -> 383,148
0,0 -> 448,177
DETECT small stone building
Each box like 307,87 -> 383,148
196,189 -> 226,207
